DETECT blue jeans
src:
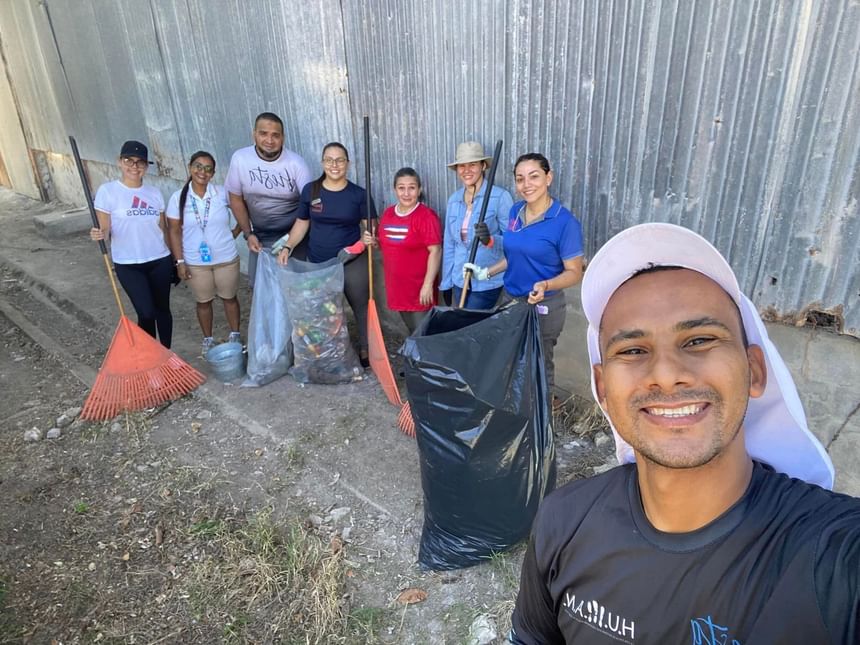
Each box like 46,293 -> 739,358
452,285 -> 501,310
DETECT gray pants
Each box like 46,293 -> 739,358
501,289 -> 567,393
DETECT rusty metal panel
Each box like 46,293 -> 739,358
0,0 -> 858,335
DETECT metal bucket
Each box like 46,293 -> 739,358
205,341 -> 246,382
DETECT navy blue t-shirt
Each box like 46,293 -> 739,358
511,462 -> 860,644
297,181 -> 376,263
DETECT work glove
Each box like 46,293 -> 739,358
337,240 -> 366,263
271,233 -> 290,255
462,262 -> 489,281
473,221 -> 493,247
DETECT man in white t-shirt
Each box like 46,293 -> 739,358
224,112 -> 311,285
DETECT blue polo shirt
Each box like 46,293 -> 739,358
502,199 -> 583,297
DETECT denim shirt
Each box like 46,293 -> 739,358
441,182 -> 513,291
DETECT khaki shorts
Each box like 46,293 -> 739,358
188,257 -> 240,303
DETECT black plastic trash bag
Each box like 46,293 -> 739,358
282,257 -> 362,384
401,301 -> 556,571
242,252 -> 292,387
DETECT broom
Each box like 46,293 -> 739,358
70,136 -> 206,421
362,117 -> 416,437
458,139 -> 503,308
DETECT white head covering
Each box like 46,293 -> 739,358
581,223 -> 834,489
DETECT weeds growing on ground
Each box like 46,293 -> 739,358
555,394 -> 609,439
182,507 -> 365,644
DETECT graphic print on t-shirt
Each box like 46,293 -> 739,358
247,165 -> 297,193
383,222 -> 409,242
128,195 -> 159,216
689,615 -> 741,645
562,590 -> 636,643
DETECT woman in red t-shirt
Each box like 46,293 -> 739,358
363,168 -> 442,333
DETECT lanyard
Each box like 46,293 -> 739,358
188,192 -> 211,232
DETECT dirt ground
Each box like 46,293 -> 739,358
0,193 -> 614,644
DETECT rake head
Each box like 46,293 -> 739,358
81,316 -> 205,421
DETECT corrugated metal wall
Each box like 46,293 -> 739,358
1,0 -> 858,335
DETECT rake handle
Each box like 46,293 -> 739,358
69,135 -> 128,321
364,116 -> 374,300
459,139 -> 503,308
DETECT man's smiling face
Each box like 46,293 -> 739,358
594,268 -> 766,470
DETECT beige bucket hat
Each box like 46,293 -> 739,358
447,141 -> 492,169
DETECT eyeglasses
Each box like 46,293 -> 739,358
121,157 -> 147,168
322,157 -> 348,167
192,162 -> 215,173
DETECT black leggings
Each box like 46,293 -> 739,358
114,256 -> 174,348
342,251 -> 370,351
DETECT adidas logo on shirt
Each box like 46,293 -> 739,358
128,195 -> 159,217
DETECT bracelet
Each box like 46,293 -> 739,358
284,246 -> 293,256
543,280 -> 550,291
242,230 -> 256,240
175,259 -> 186,265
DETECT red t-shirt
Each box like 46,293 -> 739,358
377,203 -> 442,311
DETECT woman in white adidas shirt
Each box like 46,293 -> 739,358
166,151 -> 242,356
90,140 -> 174,348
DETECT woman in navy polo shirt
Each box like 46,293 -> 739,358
464,153 -> 584,404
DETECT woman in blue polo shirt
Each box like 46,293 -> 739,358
464,152 -> 584,404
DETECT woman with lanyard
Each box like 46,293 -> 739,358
362,167 -> 442,333
167,151 -> 242,356
464,152 -> 584,407
277,142 -> 375,368
89,140 -> 173,348
440,141 -> 513,309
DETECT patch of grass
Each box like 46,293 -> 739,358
182,507 -> 351,644
488,549 -> 522,591
223,612 -> 249,641
73,500 -> 89,514
555,394 -> 609,439
189,518 -> 222,537
285,444 -> 304,468
347,606 -> 389,642
442,601 -> 477,638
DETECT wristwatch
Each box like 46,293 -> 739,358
242,230 -> 256,240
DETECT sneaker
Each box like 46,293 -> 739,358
201,336 -> 215,357
228,331 -> 242,345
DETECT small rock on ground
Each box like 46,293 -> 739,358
24,428 -> 43,442
46,428 -> 62,439
593,462 -> 617,475
327,507 -> 351,523
55,414 -> 73,428
594,432 -> 612,449
467,614 -> 498,645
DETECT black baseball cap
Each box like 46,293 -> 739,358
119,140 -> 153,164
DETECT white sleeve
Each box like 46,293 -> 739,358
165,189 -> 181,220
223,151 -> 243,196
93,182 -> 113,213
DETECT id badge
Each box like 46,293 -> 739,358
199,240 -> 212,263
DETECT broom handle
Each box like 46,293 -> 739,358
364,116 -> 374,300
69,136 -> 128,319
459,139 -> 503,308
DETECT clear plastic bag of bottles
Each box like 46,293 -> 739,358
242,252 -> 292,387
282,257 -> 363,384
